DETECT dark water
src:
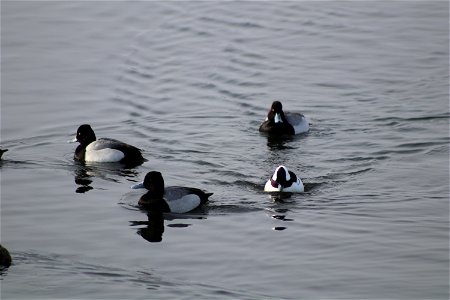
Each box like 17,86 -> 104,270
1,1 -> 449,299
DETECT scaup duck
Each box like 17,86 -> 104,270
264,165 -> 304,193
136,171 -> 213,214
72,124 -> 144,166
259,101 -> 309,135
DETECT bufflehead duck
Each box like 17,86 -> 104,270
72,124 -> 144,166
264,165 -> 304,193
259,101 -> 309,135
137,171 -> 213,214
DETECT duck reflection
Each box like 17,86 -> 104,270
74,164 -> 94,193
134,210 -> 165,243
73,161 -> 140,193
265,134 -> 295,151
132,208 -> 207,243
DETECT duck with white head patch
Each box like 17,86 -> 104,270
137,171 -> 213,214
259,101 -> 309,135
264,165 -> 304,193
72,124 -> 145,166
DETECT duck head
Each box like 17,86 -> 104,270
73,124 -> 97,146
268,101 -> 287,124
271,165 -> 291,191
143,171 -> 165,198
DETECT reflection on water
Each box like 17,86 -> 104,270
73,160 -> 140,193
126,190 -> 208,243
264,134 -> 297,150
132,211 -> 165,243
266,191 -> 294,202
130,210 -> 206,243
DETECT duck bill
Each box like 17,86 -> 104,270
68,136 -> 78,143
131,182 -> 145,189
274,113 -> 283,123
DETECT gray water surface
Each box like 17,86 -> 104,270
1,2 -> 449,299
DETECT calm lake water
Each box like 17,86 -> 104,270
1,1 -> 449,299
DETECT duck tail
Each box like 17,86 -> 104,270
201,192 -> 213,204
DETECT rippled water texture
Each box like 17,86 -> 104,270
1,2 -> 449,299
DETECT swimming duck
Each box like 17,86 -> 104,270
259,101 -> 309,135
264,165 -> 304,193
137,171 -> 213,214
72,124 -> 144,166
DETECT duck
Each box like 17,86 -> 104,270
264,165 -> 304,193
136,171 -> 213,214
72,124 -> 144,166
259,101 -> 309,135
